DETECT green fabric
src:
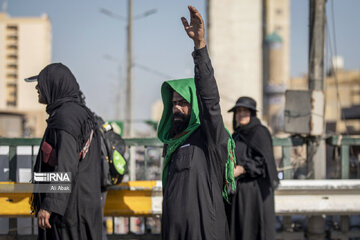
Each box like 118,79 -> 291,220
157,78 -> 236,204
157,78 -> 201,189
223,128 -> 237,204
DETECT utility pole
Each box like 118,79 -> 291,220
125,0 -> 133,138
126,0 -> 137,184
307,1 -> 326,239
307,0 -> 326,180
116,64 -> 123,120
308,0 -> 326,91
100,4 -> 156,183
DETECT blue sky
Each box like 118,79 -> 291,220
2,0 -> 360,131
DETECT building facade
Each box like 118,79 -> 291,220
0,12 -> 51,137
263,0 -> 290,133
290,59 -> 360,134
206,0 -> 290,131
207,0 -> 263,129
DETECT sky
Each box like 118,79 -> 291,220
2,0 -> 360,134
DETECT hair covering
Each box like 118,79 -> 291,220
230,96 -> 257,130
228,96 -> 257,112
157,78 -> 236,203
157,78 -> 201,187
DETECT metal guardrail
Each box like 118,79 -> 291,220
0,136 -> 360,239
1,179 -> 360,217
2,135 -> 358,181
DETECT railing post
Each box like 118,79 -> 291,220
9,145 -> 16,182
341,145 -> 349,179
282,146 -> 292,179
144,147 -> 148,180
8,146 -> 17,236
340,215 -> 349,239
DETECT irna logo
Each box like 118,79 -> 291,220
34,172 -> 71,182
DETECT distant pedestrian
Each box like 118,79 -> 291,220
227,97 -> 279,240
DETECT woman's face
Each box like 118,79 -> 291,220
235,107 -> 251,127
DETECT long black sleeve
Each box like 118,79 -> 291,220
41,130 -> 79,216
192,46 -> 228,149
234,140 -> 266,178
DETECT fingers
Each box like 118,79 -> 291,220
37,210 -> 51,230
38,215 -> 45,229
45,214 -> 52,229
188,5 -> 203,24
181,17 -> 189,29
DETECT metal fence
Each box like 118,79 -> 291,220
0,136 -> 360,239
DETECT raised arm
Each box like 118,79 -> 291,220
181,6 -> 228,147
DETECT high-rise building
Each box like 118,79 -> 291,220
0,12 -> 51,137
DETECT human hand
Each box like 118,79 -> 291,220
181,5 -> 206,49
38,209 -> 51,230
234,165 -> 246,178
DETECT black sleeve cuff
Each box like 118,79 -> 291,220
41,196 -> 69,216
192,46 -> 209,63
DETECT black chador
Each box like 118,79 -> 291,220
158,47 -> 233,240
31,63 -> 102,240
227,116 -> 279,240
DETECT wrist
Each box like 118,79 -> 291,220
194,40 -> 206,50
241,166 -> 246,174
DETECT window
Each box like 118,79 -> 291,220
6,73 -> 17,79
7,83 -> 17,87
6,101 -> 16,107
7,44 -> 18,50
7,54 -> 17,60
7,35 -> 18,40
6,25 -> 18,30
7,64 -> 17,69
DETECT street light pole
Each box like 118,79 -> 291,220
125,0 -> 133,138
307,1 -> 326,238
99,4 -> 157,181
126,0 -> 137,184
103,54 -> 123,121
100,5 -> 156,137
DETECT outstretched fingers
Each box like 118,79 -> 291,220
188,5 -> 203,24
181,17 -> 189,30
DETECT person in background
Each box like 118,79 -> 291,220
226,96 -> 279,240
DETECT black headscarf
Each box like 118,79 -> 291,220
37,63 -> 96,150
31,63 -> 96,214
233,116 -> 279,189
37,63 -> 79,112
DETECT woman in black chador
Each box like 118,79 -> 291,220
227,97 -> 279,240
26,63 -> 102,240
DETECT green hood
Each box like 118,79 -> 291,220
157,78 -> 201,189
157,78 -> 236,204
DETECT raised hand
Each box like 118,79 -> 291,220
181,5 -> 206,49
